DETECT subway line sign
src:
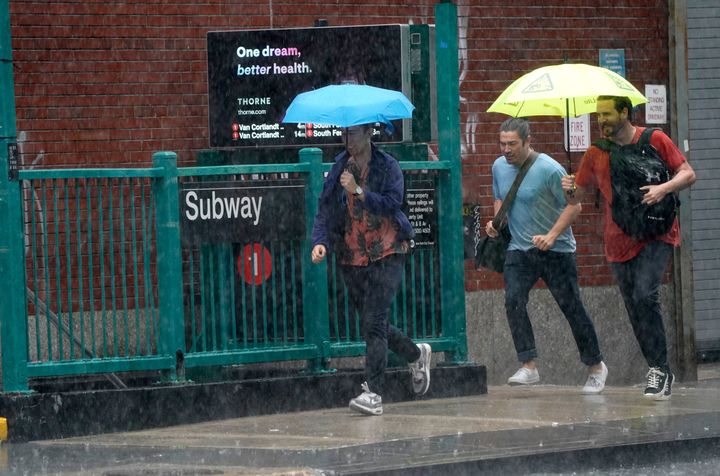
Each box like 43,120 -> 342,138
180,180 -> 305,245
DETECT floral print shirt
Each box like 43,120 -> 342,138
339,157 -> 409,266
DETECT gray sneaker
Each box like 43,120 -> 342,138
409,343 -> 431,395
349,382 -> 383,415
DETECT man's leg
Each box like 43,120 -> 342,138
340,265 -> 385,395
611,241 -> 674,400
540,251 -> 603,366
610,241 -> 673,371
366,254 -> 431,395
540,251 -> 608,393
354,254 -> 412,395
504,250 -> 541,364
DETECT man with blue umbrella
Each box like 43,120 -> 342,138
310,123 -> 431,416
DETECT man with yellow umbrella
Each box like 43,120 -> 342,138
562,96 -> 696,401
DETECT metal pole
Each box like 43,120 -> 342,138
0,0 -> 31,392
300,147 -> 332,372
435,1 -> 468,363
152,151 -> 185,382
668,0 -> 697,382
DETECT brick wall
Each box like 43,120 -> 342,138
8,0 -> 671,291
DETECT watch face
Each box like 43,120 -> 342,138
354,187 -> 362,195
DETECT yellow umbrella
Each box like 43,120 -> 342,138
487,63 -> 647,118
487,63 -> 648,171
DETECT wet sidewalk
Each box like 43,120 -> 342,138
4,371 -> 720,475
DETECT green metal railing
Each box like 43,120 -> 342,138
0,148 -> 466,392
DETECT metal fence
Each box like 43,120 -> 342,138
0,148 -> 467,393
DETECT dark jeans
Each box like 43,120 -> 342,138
610,241 -> 673,372
504,249 -> 603,366
340,253 -> 421,396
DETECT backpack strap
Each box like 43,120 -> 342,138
593,138 -> 616,152
638,127 -> 657,146
595,127 -> 659,151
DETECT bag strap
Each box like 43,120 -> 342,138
492,151 -> 538,229
638,127 -> 656,146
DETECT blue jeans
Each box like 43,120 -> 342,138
504,249 -> 603,366
340,253 -> 421,395
610,241 -> 673,372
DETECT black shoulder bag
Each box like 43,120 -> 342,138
475,152 -> 538,272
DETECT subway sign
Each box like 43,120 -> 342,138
180,180 -> 305,244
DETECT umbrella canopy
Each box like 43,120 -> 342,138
487,63 -> 647,118
282,84 -> 414,128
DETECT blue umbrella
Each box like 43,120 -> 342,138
282,84 -> 414,129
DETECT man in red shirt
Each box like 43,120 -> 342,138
562,95 -> 695,400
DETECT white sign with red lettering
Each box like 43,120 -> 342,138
645,85 -> 667,124
564,114 -> 590,152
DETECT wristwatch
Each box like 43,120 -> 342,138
353,186 -> 363,196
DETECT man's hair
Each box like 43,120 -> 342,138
499,117 -> 531,141
597,95 -> 633,121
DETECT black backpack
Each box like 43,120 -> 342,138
594,128 -> 679,241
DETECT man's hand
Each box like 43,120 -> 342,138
340,170 -> 357,194
532,234 -> 556,251
311,244 -> 327,263
485,220 -> 499,238
639,184 -> 668,205
561,174 -> 577,195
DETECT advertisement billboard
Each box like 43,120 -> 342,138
207,25 -> 411,148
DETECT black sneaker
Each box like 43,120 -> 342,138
644,367 -> 673,401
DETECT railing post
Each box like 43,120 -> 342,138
0,143 -> 29,393
300,148 -> 332,372
152,151 -> 185,381
0,0 -> 30,393
435,1 -> 469,363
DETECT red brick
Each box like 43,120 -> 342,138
9,0 -> 671,291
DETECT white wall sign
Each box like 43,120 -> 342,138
564,114 -> 591,152
645,84 -> 667,124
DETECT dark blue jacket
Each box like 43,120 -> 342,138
311,145 -> 415,252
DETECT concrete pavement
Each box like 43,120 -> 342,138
3,368 -> 720,475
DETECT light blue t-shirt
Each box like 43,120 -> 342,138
492,153 -> 576,253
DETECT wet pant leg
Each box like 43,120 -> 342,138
342,254 -> 418,395
611,241 -> 673,372
504,250 -> 542,363
540,250 -> 603,366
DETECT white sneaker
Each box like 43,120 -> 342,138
582,361 -> 608,394
349,382 -> 383,416
409,343 -> 432,395
507,367 -> 540,385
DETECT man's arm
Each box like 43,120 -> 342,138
561,175 -> 590,205
531,202 -> 582,251
640,161 -> 696,205
485,199 -> 504,237
493,199 -> 502,216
